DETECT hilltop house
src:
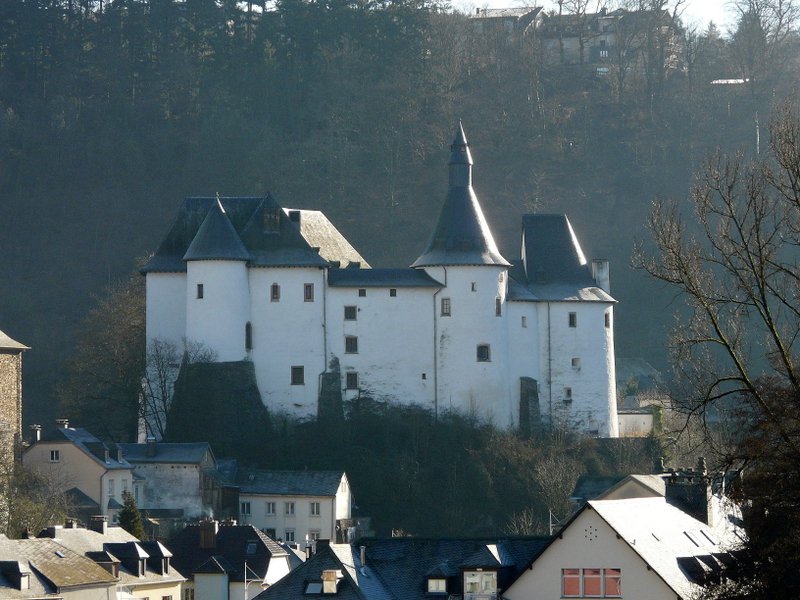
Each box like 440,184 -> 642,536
0,327 -> 28,471
234,470 -> 351,545
22,420 -> 136,521
142,124 -> 618,437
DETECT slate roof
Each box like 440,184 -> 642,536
0,329 -> 29,351
327,268 -> 443,288
167,524 -> 288,583
183,199 -> 250,262
0,535 -> 118,591
412,124 -> 510,268
470,6 -> 542,19
36,427 -> 132,471
236,470 -> 346,497
256,538 -> 548,600
143,196 -> 365,272
0,556 -> 57,599
117,442 -> 213,465
505,215 -> 615,302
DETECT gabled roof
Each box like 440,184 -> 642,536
183,199 -> 250,262
117,442 -> 213,465
236,470 -> 346,496
327,268 -> 443,288
168,524 -> 288,583
0,329 -> 29,351
506,215 -> 615,302
411,124 -> 510,268
143,196 -> 365,273
36,427 -> 132,471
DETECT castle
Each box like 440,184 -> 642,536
143,124 -> 618,437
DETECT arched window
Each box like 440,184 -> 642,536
245,322 -> 253,351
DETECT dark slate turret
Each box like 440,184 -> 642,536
183,199 -> 250,262
412,123 -> 510,268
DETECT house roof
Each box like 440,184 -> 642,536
412,124 -> 510,268
594,474 -> 667,500
327,268 -> 443,288
167,524 -> 288,583
0,329 -> 29,351
236,470 -> 346,497
470,6 -> 542,19
0,556 -> 57,599
0,535 -> 118,591
183,199 -> 251,262
143,196 -> 365,273
505,215 -> 615,303
36,428 -> 132,471
117,442 -> 213,465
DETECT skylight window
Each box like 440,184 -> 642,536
305,582 -> 323,594
246,541 -> 257,555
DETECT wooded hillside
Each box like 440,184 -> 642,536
0,0 -> 797,426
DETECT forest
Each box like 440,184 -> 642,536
0,0 -> 797,431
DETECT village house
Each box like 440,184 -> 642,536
234,470 -> 351,545
22,420 -> 137,522
38,517 -> 186,600
167,520 -> 291,600
142,123 -> 618,438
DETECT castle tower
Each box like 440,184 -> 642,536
412,123 -> 514,426
0,329 -> 28,470
184,199 -> 251,362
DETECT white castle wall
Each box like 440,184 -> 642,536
506,301 -> 542,422
248,267 -> 326,418
424,265 -> 514,428
186,260 -> 251,361
326,285 -> 436,407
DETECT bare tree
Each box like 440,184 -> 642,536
139,338 -> 216,441
0,463 -> 72,538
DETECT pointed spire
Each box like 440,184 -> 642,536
184,198 -> 250,262
412,123 -> 510,268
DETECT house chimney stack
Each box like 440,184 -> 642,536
55,418 -> 69,429
199,520 -> 219,549
89,515 -> 108,535
146,437 -> 157,458
29,424 -> 41,443
360,545 -> 366,566
665,468 -> 713,527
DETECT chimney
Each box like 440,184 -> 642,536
64,519 -> 77,529
115,445 -> 124,462
146,437 -> 157,458
55,418 -> 69,429
199,520 -> 219,549
591,259 -> 610,293
89,515 -> 108,535
20,528 -> 32,539
289,210 -> 301,223
665,470 -> 713,526
316,539 -> 330,551
29,424 -> 41,443
321,570 -> 342,594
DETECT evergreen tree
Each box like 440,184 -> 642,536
118,491 -> 146,540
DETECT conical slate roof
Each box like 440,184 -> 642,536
0,329 -> 29,351
183,199 -> 250,262
412,123 -> 510,268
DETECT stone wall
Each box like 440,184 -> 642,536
0,351 -> 23,472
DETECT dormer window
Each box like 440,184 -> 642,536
463,570 -> 497,600
427,577 -> 447,594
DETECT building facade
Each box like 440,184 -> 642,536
0,328 -> 27,472
143,124 -> 618,437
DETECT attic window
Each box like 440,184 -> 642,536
390,288 -> 397,297
427,578 -> 447,594
50,450 -> 60,462
568,312 -> 577,327
271,283 -> 281,302
358,288 -> 367,297
305,583 -> 323,594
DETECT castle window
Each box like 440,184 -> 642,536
471,282 -> 477,292
345,336 -> 359,354
572,357 -> 581,370
569,312 -> 577,327
344,306 -> 357,320
605,312 -> 610,328
346,372 -> 359,389
441,298 -> 451,316
50,450 -> 60,462
564,387 -> 573,402
304,283 -> 314,302
245,322 -> 252,351
521,316 -> 527,328
271,283 -> 280,302
196,284 -> 204,299
390,288 -> 397,297
495,297 -> 502,316
291,366 -> 305,385
358,288 -> 367,297
477,344 -> 491,362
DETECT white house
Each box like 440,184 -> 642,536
142,123 -> 618,437
504,494 -> 744,600
235,470 -> 351,545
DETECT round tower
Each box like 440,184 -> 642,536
184,198 -> 251,361
412,123 -> 513,426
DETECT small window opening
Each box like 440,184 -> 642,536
291,366 -> 305,385
564,387 -> 573,402
605,312 -> 611,328
441,298 -> 451,316
346,372 -> 359,389
572,357 -> 581,370
196,284 -> 204,299
495,297 -> 502,316
521,316 -> 528,328
568,312 -> 577,327
471,282 -> 477,292
477,344 -> 491,362
345,336 -> 358,354
344,305 -> 357,320
304,283 -> 314,302
245,322 -> 252,351
358,288 -> 367,297
271,283 -> 280,302
389,288 -> 397,297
